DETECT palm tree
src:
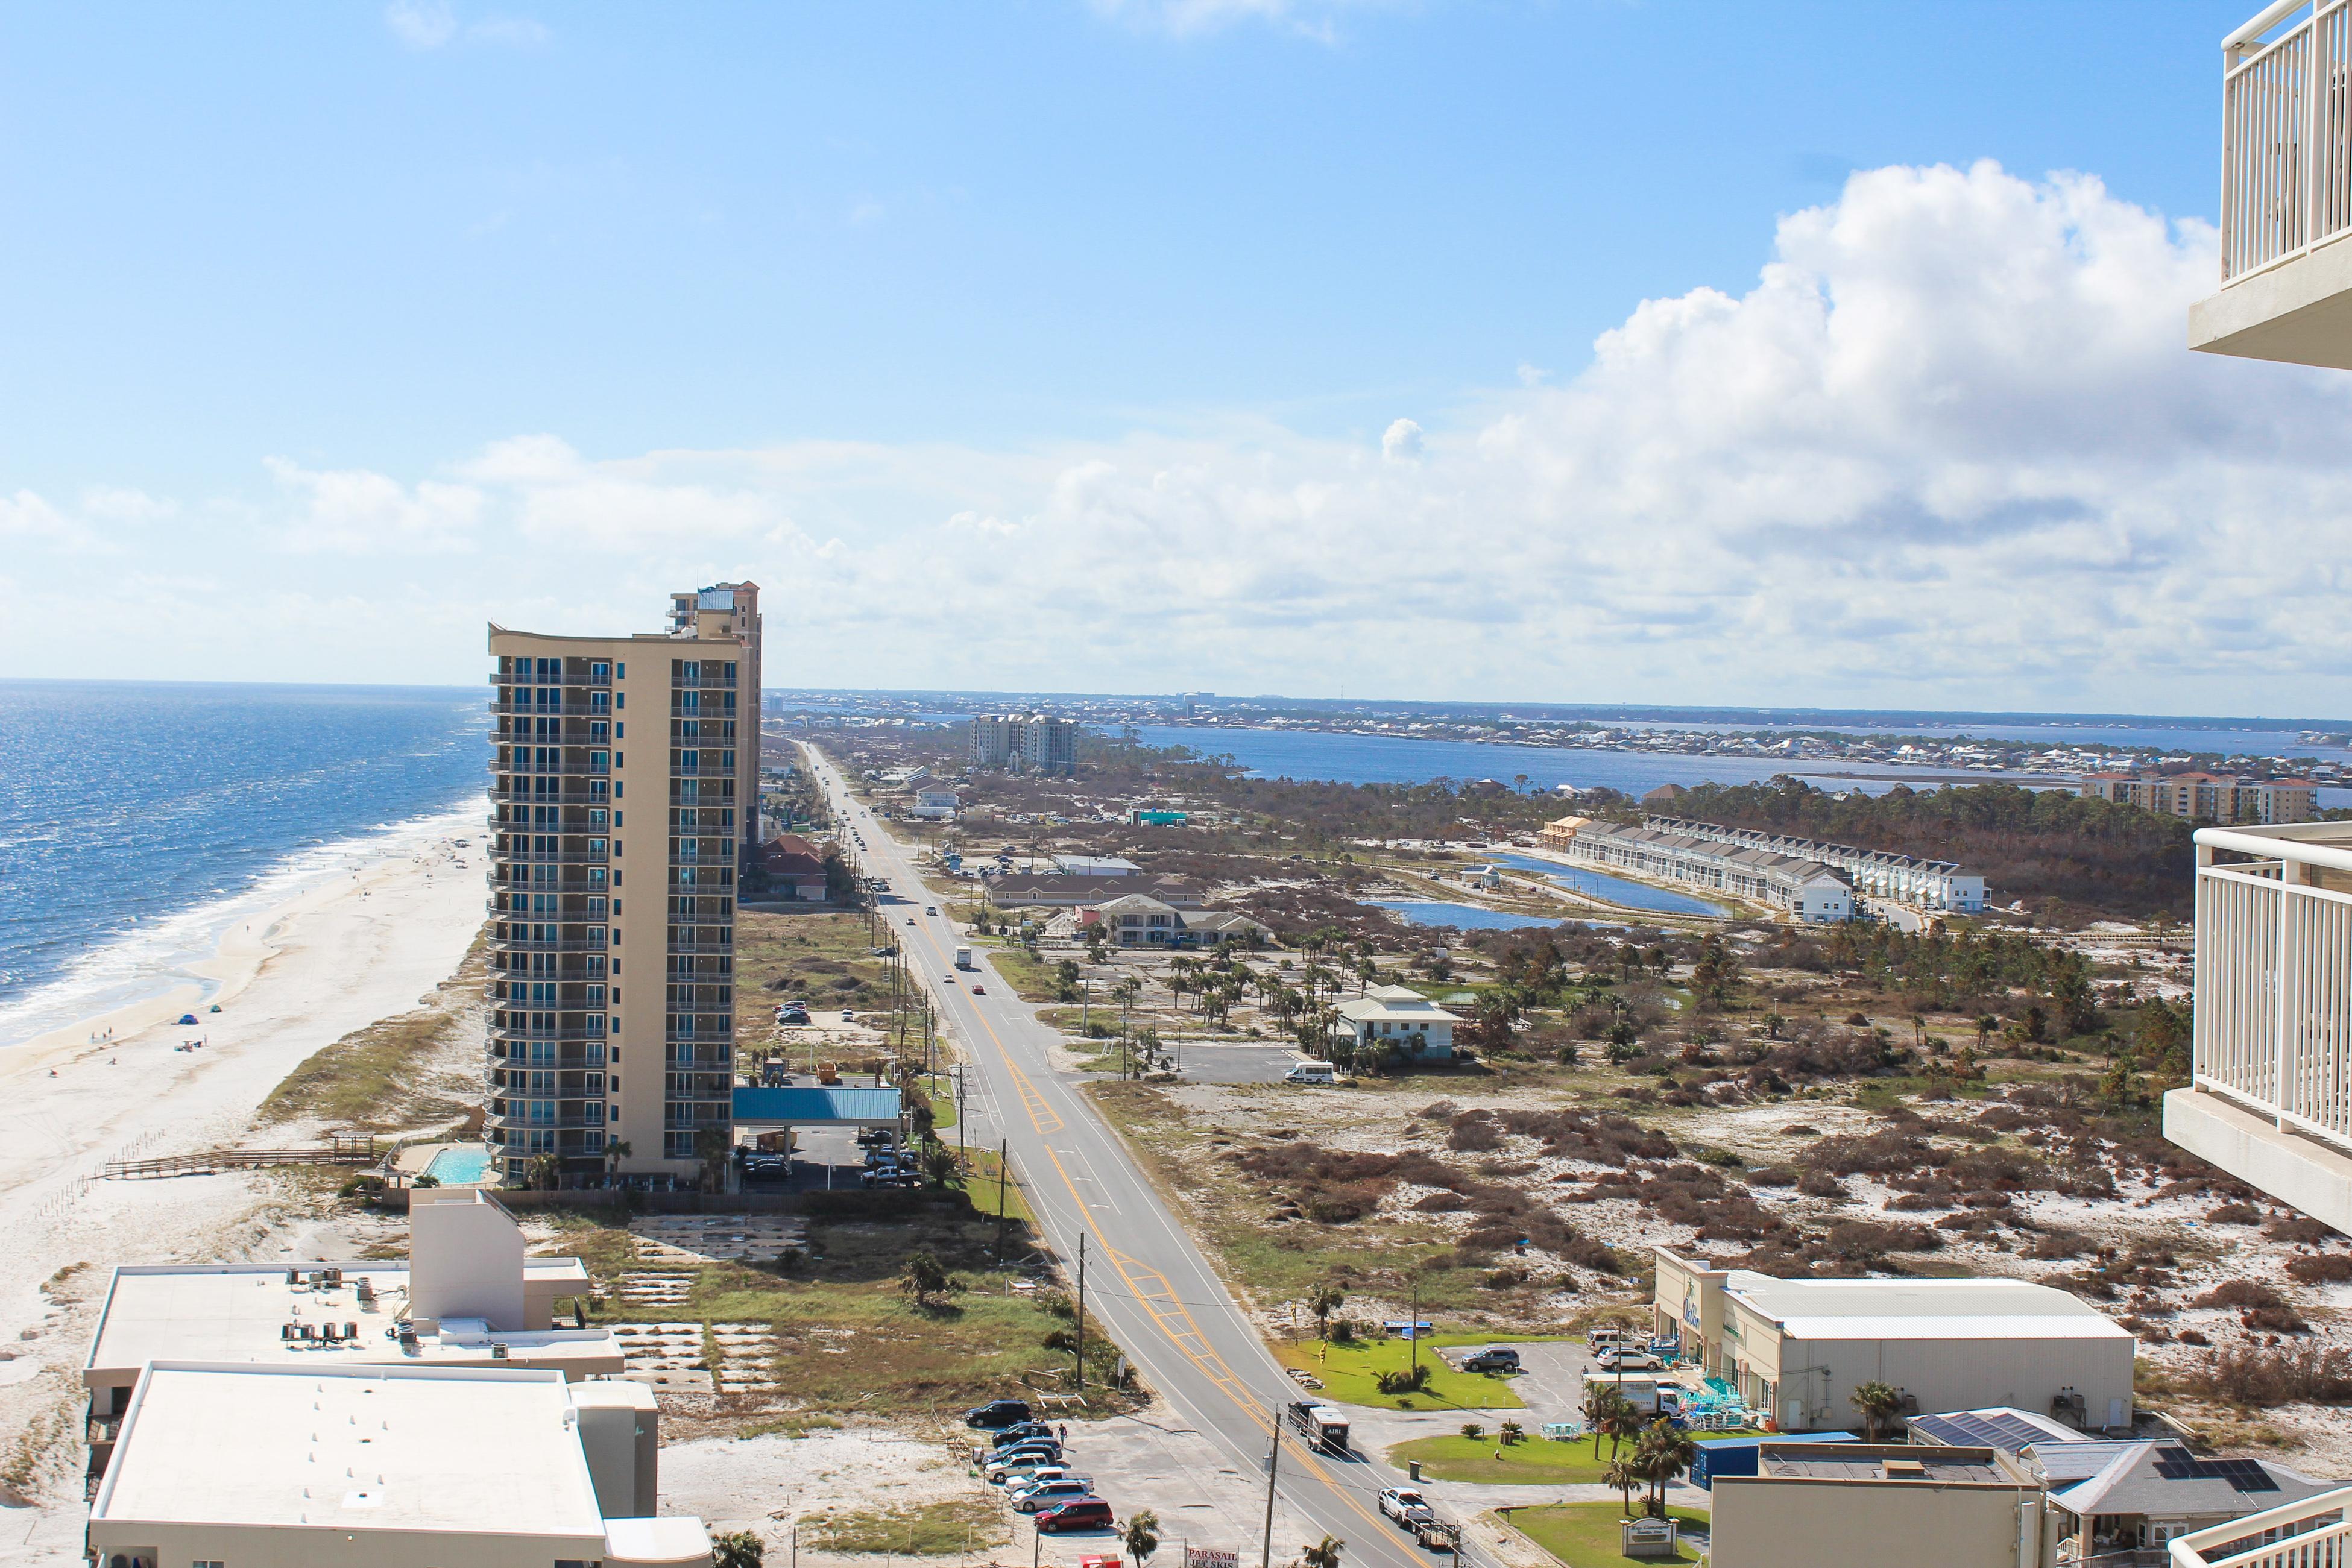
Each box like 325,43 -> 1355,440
711,1529 -> 765,1568
692,1125 -> 732,1193
1601,1397 -> 1647,1463
603,1138 -> 632,1186
1583,1383 -> 1630,1460
1122,1509 -> 1161,1568
1301,1535 -> 1343,1568
1634,1420 -> 1697,1518
1850,1379 -> 1903,1443
525,1153 -> 561,1192
1603,1454 -> 1643,1519
1306,1282 -> 1346,1340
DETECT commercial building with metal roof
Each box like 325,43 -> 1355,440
1654,1248 -> 2136,1435
1709,1443 -> 2055,1568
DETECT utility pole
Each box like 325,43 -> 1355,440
1075,1232 -> 1088,1388
997,1139 -> 1008,1261
1410,1276 -> 1421,1380
1260,1423 -> 1281,1568
957,1065 -> 969,1158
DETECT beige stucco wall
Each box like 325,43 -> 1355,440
1711,1478 -> 2050,1568
89,1522 -> 611,1568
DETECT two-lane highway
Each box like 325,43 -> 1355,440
804,748 -> 1433,1568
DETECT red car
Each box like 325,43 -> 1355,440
1034,1498 -> 1113,1534
971,984 -> 987,995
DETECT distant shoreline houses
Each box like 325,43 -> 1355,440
1539,814 -> 1987,924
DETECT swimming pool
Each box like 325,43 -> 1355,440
423,1145 -> 494,1185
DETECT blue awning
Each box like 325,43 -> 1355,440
731,1086 -> 903,1126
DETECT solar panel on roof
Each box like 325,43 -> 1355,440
1911,1411 -> 2069,1453
2150,1447 -> 2279,1491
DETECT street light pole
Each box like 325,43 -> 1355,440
1260,1423 -> 1282,1568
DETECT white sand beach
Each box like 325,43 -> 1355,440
0,813 -> 488,1554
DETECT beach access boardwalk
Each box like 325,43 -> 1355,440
101,1134 -> 377,1180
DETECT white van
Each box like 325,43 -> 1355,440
1285,1060 -> 1338,1085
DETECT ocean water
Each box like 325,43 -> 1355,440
0,679 -> 487,1051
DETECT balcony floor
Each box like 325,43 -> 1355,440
2166,1086 -> 2352,1236
2190,238 -> 2352,370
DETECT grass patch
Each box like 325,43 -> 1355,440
1501,1503 -> 1706,1567
736,910 -> 903,1013
1082,1081 -> 1566,1327
259,931 -> 485,1128
558,1197 -> 1130,1415
980,942 -> 1064,1004
1390,1430 -> 1766,1485
1275,1337 -> 1524,1411
737,1413 -> 844,1439
802,1496 -> 1012,1556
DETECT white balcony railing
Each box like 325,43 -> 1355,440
2221,1 -> 2352,282
2193,823 -> 2352,1150
2170,1485 -> 2350,1566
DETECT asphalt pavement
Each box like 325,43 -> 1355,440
804,749 -> 1449,1568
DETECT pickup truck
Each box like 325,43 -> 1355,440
1378,1488 -> 1434,1528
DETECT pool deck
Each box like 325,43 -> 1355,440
393,1141 -> 495,1185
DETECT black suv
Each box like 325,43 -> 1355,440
964,1399 -> 1033,1429
1461,1347 -> 1521,1374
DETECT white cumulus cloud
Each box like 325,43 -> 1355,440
17,159 -> 2352,710
1381,418 -> 1424,461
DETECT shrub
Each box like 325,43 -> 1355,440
2189,1343 -> 2352,1407
2195,1280 -> 2287,1310
1461,1422 -> 1485,1440
1796,1169 -> 1846,1199
1376,1364 -> 1431,1396
2206,1203 -> 2263,1226
2267,1217 -> 2334,1245
2287,1253 -> 2352,1285
1746,1167 -> 1799,1188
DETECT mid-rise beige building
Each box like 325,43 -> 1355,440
2079,770 -> 2317,825
487,586 -> 758,1187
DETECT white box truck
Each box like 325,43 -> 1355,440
954,946 -> 974,970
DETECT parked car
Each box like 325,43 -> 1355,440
986,1437 -> 1062,1466
987,1422 -> 1055,1449
963,1399 -> 1032,1429
1033,1499 -> 1114,1534
1594,1348 -> 1663,1373
1001,1466 -> 1071,1493
1461,1347 -> 1521,1374
1010,1479 -> 1096,1513
1378,1488 -> 1434,1527
983,1450 -> 1065,1484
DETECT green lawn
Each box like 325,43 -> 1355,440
1391,1430 -> 1767,1485
1275,1336 -> 1527,1411
1501,1503 -> 1707,1568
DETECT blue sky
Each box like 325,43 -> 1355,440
0,2 -> 2220,488
8,3 -> 2347,716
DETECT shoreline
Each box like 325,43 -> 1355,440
0,811 -> 490,1552
0,799 -> 487,1060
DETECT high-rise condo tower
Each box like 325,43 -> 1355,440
484,584 -> 760,1188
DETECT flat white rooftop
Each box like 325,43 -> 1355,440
92,1362 -> 607,1541
1726,1271 -> 2130,1342
86,1261 -> 616,1385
